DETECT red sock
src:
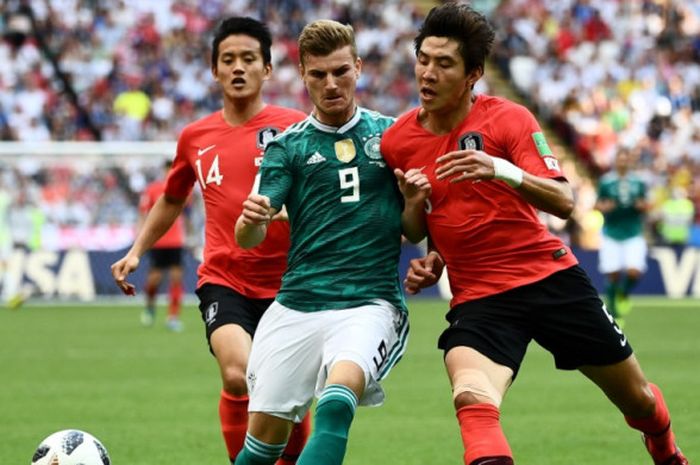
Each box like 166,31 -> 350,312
276,413 -> 311,465
625,383 -> 676,461
168,282 -> 182,318
219,390 -> 248,461
457,403 -> 513,465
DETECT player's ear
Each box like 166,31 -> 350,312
263,62 -> 273,81
354,57 -> 362,79
466,66 -> 483,90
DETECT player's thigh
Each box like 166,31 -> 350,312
598,236 -> 624,274
247,301 -> 324,422
321,300 -> 409,406
622,236 -> 647,273
532,266 -> 633,370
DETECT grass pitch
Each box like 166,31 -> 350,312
2,297 -> 698,465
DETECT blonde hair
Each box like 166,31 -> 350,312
298,19 -> 357,65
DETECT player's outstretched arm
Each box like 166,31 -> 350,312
235,193 -> 275,249
110,194 -> 186,295
395,168 -> 432,243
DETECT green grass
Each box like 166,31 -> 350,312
2,297 -> 698,465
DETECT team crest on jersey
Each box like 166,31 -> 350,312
363,135 -> 382,160
257,127 -> 280,149
458,132 -> 484,151
335,138 -> 356,163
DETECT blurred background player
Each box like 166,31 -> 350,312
382,3 -> 689,465
110,16 -> 310,465
138,158 -> 188,331
595,147 -> 648,325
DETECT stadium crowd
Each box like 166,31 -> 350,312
492,0 -> 700,247
0,0 -> 698,251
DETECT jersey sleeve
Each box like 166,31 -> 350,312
502,104 -> 565,180
258,139 -> 293,212
164,134 -> 196,200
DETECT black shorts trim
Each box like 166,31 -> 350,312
195,283 -> 273,353
437,265 -> 633,378
149,248 -> 183,268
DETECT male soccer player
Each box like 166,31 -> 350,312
381,3 -> 689,465
110,17 -> 310,465
595,147 -> 648,324
138,159 -> 187,331
233,19 -> 430,465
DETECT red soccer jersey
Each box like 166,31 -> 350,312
382,94 -> 578,307
165,105 -> 307,297
140,179 -> 185,249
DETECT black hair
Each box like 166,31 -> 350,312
211,16 -> 272,67
414,2 -> 495,74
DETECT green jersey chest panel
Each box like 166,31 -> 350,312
598,173 -> 647,239
259,108 -> 406,312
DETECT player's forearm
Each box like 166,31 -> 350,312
234,216 -> 268,249
129,195 -> 185,257
401,201 -> 427,243
517,175 -> 574,219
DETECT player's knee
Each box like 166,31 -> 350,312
630,383 -> 656,418
452,369 -> 503,409
221,367 -> 248,396
618,382 -> 656,418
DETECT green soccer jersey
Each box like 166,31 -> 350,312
258,107 -> 406,313
597,172 -> 647,240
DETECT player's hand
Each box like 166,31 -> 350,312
435,149 -> 493,183
271,205 -> 289,222
395,167 -> 432,203
110,255 -> 139,296
240,194 -> 272,225
404,251 -> 445,295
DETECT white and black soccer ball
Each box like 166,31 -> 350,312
31,429 -> 111,465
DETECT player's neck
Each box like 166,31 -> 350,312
222,95 -> 266,126
420,93 -> 475,135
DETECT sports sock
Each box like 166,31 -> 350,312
233,433 -> 285,465
276,413 -> 311,465
220,390 -> 249,462
620,274 -> 639,297
457,403 -> 513,465
297,384 -> 357,465
625,383 -> 676,462
145,282 -> 157,310
168,282 -> 183,318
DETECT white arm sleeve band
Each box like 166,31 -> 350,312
491,156 -> 523,188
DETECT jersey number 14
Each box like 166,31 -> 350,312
195,156 -> 224,189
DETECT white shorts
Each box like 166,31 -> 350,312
246,299 -> 409,422
598,235 -> 648,274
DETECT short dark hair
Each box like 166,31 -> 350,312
211,16 -> 272,67
414,2 -> 495,74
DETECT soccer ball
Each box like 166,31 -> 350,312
31,430 -> 111,465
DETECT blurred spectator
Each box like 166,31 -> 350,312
657,186 -> 695,245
